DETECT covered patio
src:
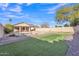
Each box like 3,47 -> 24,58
14,22 -> 35,33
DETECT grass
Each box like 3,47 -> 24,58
0,33 -> 69,56
36,32 -> 71,42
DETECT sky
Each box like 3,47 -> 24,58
0,3 -> 71,27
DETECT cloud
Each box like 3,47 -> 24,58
4,14 -> 23,18
26,3 -> 33,6
47,3 -> 67,14
9,5 -> 22,13
0,13 -> 20,18
0,3 -> 9,11
17,3 -> 23,5
2,13 -> 31,19
5,14 -> 17,18
18,14 -> 30,18
49,4 -> 65,10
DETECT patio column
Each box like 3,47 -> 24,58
29,27 -> 31,32
25,26 -> 27,32
19,26 -> 21,32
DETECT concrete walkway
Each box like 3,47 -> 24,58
66,33 -> 79,56
0,35 -> 28,45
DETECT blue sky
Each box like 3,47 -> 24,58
0,3 -> 70,27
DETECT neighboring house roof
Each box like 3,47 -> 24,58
14,22 -> 35,27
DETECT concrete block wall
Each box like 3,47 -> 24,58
35,27 -> 74,34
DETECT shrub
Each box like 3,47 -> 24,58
4,24 -> 14,34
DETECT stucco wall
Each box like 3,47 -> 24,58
14,27 -> 75,35
0,24 -> 4,38
35,27 -> 74,34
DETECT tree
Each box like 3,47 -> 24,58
41,22 -> 50,28
4,24 -> 14,34
64,23 -> 70,27
8,18 -> 12,24
55,25 -> 62,27
56,4 -> 79,26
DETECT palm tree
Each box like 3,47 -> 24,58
9,18 -> 12,24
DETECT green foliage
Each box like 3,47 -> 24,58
70,18 -> 79,26
56,4 -> 79,26
4,24 -> 14,34
55,25 -> 62,27
64,23 -> 70,27
41,22 -> 50,28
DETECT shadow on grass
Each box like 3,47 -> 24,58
0,36 -> 68,56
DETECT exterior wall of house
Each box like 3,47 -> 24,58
14,23 -> 30,33
0,24 -> 4,38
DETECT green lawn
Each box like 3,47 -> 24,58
0,33 -> 69,56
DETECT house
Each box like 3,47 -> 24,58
0,24 -> 4,38
14,22 -> 36,34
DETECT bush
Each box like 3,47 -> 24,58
64,24 -> 70,27
4,28 -> 12,34
4,24 -> 14,34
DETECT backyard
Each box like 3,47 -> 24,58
0,33 -> 70,56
